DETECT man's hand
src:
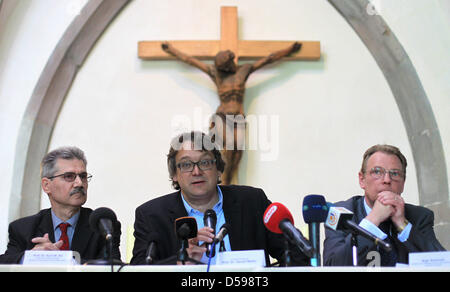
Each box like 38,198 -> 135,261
377,191 -> 407,231
31,233 -> 64,251
365,198 -> 394,226
178,227 -> 215,265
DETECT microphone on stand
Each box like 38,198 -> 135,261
214,223 -> 231,252
302,194 -> 329,266
325,206 -> 392,252
145,232 -> 159,265
263,202 -> 314,258
214,223 -> 231,244
88,207 -> 122,267
89,207 -> 117,241
174,217 -> 199,265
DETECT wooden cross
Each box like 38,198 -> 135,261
138,6 -> 320,62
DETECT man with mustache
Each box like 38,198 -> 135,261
0,146 -> 121,264
130,131 -> 309,266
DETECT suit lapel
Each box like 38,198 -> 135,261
354,196 -> 367,224
221,186 -> 242,250
71,208 -> 93,256
166,191 -> 189,250
36,209 -> 56,243
168,191 -> 189,221
168,191 -> 189,240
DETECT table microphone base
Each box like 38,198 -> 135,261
85,259 -> 124,265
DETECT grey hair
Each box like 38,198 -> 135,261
41,146 -> 87,178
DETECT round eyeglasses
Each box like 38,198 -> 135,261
47,172 -> 92,183
176,159 -> 216,173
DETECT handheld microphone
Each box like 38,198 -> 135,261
263,202 -> 314,258
325,206 -> 392,252
203,209 -> 217,257
302,195 -> 329,266
89,207 -> 117,241
214,223 -> 231,244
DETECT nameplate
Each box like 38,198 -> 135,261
216,250 -> 266,267
23,251 -> 81,266
409,251 -> 450,267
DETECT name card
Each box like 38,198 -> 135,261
409,251 -> 450,267
216,250 -> 266,267
23,251 -> 81,266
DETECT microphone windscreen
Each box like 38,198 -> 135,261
89,207 -> 117,233
204,209 -> 217,221
147,232 -> 160,243
263,202 -> 294,234
174,217 -> 198,239
302,194 -> 328,223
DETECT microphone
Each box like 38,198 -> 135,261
263,202 -> 314,258
89,207 -> 117,241
325,206 -> 392,252
214,223 -> 231,244
145,232 -> 159,265
174,216 -> 198,264
302,194 -> 329,266
203,209 -> 217,257
175,217 -> 198,239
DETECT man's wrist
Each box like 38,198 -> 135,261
365,213 -> 382,227
395,219 -> 409,233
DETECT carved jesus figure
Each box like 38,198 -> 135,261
162,41 -> 301,185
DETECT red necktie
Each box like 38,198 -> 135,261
58,223 -> 70,250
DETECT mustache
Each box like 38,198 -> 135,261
70,187 -> 86,196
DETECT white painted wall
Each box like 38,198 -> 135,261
1,0 -> 448,262
0,0 -> 86,256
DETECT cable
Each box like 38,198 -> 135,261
206,241 -> 216,272
109,239 -> 113,273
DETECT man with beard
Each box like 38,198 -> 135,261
0,146 -> 121,264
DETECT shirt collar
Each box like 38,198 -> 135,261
363,196 -> 372,217
51,209 -> 80,230
181,186 -> 223,216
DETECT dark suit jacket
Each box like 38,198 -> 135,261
130,185 -> 309,266
323,195 -> 445,266
0,207 -> 121,264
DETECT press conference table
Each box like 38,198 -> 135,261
0,264 -> 448,272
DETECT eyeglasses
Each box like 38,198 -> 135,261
47,172 -> 92,183
176,159 -> 216,173
369,167 -> 404,181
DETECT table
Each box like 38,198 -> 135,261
0,264 -> 448,272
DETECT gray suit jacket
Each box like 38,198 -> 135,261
323,195 -> 445,266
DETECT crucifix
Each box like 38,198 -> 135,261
138,6 -> 321,185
